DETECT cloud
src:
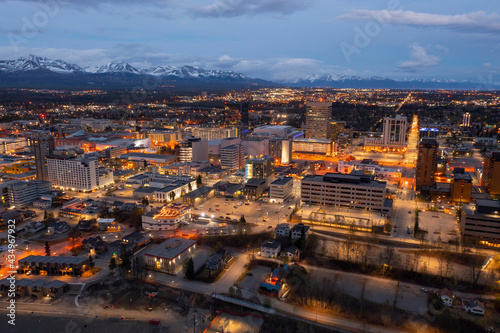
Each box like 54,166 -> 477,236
190,0 -> 312,18
397,44 -> 443,73
337,10 -> 500,34
212,55 -> 322,80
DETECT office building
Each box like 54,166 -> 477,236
220,144 -> 245,170
33,134 -> 55,181
382,115 -> 407,147
270,176 -> 293,203
301,173 -> 387,211
144,237 -> 197,272
305,102 -> 333,139
481,151 -> 500,196
245,155 -> 275,180
416,138 -> 438,191
8,180 -> 52,207
179,137 -> 208,163
450,168 -> 472,204
292,138 -> 334,156
461,200 -> 500,248
192,127 -> 238,140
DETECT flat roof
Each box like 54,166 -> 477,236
261,239 -> 281,249
271,177 -> 293,186
144,237 -> 196,260
19,255 -> 88,265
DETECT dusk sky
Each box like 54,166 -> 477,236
0,0 -> 499,81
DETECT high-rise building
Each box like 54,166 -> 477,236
329,121 -> 346,140
245,155 -> 275,180
305,102 -> 333,139
481,151 -> 500,195
382,115 -> 407,147
220,144 -> 245,170
450,168 -> 472,204
179,137 -> 209,163
33,134 -> 55,181
416,138 -> 438,191
462,112 -> 471,127
47,147 -> 113,192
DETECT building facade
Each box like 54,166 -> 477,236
416,138 -> 438,191
301,173 -> 387,211
461,200 -> 500,248
270,176 -> 293,203
305,102 -> 333,139
220,144 -> 245,170
33,134 -> 55,181
245,155 -> 275,180
8,180 -> 51,207
481,151 -> 500,196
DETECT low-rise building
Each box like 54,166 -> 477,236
97,218 -> 121,231
462,298 -> 485,316
259,265 -> 290,298
82,236 -> 108,254
274,223 -> 290,238
261,239 -> 281,258
291,223 -> 310,240
439,288 -> 454,307
18,255 -> 89,276
144,237 -> 197,272
243,178 -> 268,199
205,249 -> 230,271
142,204 -> 191,231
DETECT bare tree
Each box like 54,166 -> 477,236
358,244 -> 374,271
379,245 -> 400,273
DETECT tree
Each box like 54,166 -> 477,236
414,209 -> 419,235
169,192 -> 175,202
141,197 -> 149,205
128,207 -> 144,230
88,255 -> 94,269
185,257 -> 195,280
44,210 -> 48,220
45,241 -> 51,256
119,245 -> 131,273
196,175 -> 202,187
239,215 -> 246,224
109,257 -> 117,272
380,245 -> 399,274
188,183 -> 192,192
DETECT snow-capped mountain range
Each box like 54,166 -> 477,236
0,55 -> 248,79
0,55 -> 497,90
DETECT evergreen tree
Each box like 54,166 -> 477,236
196,175 -> 202,187
185,257 -> 195,280
45,241 -> 51,256
239,215 -> 246,224
109,257 -> 117,272
119,245 -> 131,272
88,255 -> 94,269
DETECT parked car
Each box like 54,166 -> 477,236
246,273 -> 253,276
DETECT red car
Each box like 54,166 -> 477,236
149,319 -> 160,325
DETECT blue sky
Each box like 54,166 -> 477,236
0,0 -> 499,81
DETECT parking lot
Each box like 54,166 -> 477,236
237,266 -> 271,293
418,210 -> 459,243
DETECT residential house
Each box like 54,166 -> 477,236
291,223 -> 310,240
261,240 -> 281,258
77,219 -> 96,231
462,299 -> 485,316
282,245 -> 300,261
275,223 -> 290,238
439,288 -> 454,307
82,236 -> 108,254
48,221 -> 70,234
206,249 -> 230,271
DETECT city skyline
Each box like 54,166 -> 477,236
0,0 -> 498,82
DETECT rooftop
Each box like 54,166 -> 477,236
144,237 -> 196,260
261,239 -> 281,250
